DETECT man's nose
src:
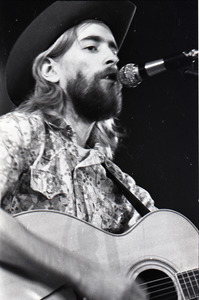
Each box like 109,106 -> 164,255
104,49 -> 119,66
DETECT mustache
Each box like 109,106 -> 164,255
95,67 -> 120,82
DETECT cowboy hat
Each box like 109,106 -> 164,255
5,1 -> 136,105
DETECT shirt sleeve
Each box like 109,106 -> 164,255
0,112 -> 43,203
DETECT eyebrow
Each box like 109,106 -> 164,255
79,35 -> 118,52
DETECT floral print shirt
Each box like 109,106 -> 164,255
0,111 -> 156,233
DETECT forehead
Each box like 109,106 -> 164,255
76,21 -> 118,48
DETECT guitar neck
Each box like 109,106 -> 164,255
177,268 -> 199,299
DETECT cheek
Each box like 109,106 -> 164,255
58,55 -> 97,88
58,61 -> 76,89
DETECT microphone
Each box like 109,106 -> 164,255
119,49 -> 198,88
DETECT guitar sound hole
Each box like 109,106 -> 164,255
136,269 -> 178,300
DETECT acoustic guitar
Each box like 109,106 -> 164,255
0,209 -> 198,299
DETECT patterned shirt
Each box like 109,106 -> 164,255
0,111 -> 156,233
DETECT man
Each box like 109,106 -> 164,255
0,1 -> 156,299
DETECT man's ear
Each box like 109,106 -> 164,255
41,57 -> 60,83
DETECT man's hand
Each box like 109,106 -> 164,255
0,209 -> 147,300
77,264 -> 146,300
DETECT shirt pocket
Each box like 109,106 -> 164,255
30,166 -> 67,199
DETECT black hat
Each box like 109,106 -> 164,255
6,1 -> 136,106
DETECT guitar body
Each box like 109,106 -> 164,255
0,209 -> 198,299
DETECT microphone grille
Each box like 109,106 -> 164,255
119,63 -> 142,88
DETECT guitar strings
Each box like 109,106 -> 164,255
146,283 -> 199,300
140,279 -> 174,291
142,283 -> 199,299
139,272 -> 199,289
139,276 -> 172,288
146,289 -> 177,300
138,273 -> 199,299
180,268 -> 199,276
178,274 -> 199,299
142,281 -> 199,293
140,279 -> 199,293
141,280 -> 176,299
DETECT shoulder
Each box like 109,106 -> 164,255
0,110 -> 44,130
0,110 -> 45,148
0,110 -> 45,135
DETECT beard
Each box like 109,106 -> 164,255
66,70 -> 123,122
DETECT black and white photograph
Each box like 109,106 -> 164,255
0,1 -> 198,299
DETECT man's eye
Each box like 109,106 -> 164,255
85,46 -> 97,51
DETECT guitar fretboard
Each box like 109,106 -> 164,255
177,268 -> 199,299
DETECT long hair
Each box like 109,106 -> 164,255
17,20 -> 122,159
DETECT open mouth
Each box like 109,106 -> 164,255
104,72 -> 118,82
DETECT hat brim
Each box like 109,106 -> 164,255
6,1 -> 136,106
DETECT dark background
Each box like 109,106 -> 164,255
0,1 -> 198,227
